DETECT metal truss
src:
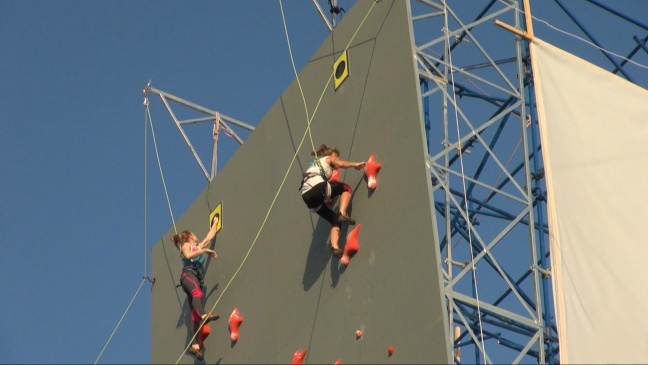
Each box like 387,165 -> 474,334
143,83 -> 255,182
412,1 -> 550,363
410,0 -> 648,364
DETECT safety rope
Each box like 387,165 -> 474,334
146,103 -> 178,235
94,278 -> 147,364
145,104 -> 149,278
443,1 -> 487,362
94,101 -> 158,364
279,0 -> 316,156
175,1 -> 381,362
496,0 -> 648,70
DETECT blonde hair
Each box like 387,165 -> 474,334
312,144 -> 339,157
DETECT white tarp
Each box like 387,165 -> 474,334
530,38 -> 648,364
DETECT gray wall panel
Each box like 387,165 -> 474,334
152,1 -> 450,363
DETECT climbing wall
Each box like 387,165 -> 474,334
151,1 -> 451,363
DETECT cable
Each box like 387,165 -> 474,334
174,2 -> 381,362
497,0 -> 648,70
146,104 -> 178,235
95,97 -> 156,364
145,100 -> 149,278
279,0 -> 316,156
94,278 -> 147,364
442,1 -> 487,362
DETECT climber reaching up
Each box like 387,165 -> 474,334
172,217 -> 221,361
300,144 -> 365,257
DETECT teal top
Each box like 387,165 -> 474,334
181,243 -> 207,278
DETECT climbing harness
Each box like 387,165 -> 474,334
298,157 -> 330,190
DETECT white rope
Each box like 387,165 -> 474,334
94,99 -> 156,364
443,1 -> 488,362
279,0 -> 317,155
144,102 -> 149,278
497,0 -> 648,70
146,103 -> 178,235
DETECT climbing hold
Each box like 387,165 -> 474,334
335,360 -> 342,365
229,308 -> 244,342
340,224 -> 361,267
364,155 -> 382,190
356,330 -> 363,340
198,324 -> 211,349
292,350 -> 308,365
388,346 -> 395,356
330,168 -> 341,183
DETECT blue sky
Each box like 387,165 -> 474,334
1,1 -> 646,364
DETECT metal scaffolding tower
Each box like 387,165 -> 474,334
410,0 -> 648,363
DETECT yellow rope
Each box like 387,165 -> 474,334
94,274 -> 147,363
175,2 -> 380,362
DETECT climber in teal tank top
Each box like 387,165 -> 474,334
172,217 -> 221,361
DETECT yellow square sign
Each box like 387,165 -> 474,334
334,51 -> 349,90
209,201 -> 223,233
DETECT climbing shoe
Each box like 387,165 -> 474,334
188,346 -> 204,361
202,313 -> 220,324
338,213 -> 356,225
331,246 -> 343,258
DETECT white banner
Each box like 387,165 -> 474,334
531,38 -> 648,364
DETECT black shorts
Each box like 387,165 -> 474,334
302,181 -> 348,227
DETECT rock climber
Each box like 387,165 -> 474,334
300,144 -> 365,257
172,218 -> 221,360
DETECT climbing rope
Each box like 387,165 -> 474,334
94,278 -> 147,364
279,0 -> 316,156
146,102 -> 178,235
442,1 -> 488,362
95,99 -> 161,364
175,2 -> 381,362
145,104 -> 149,279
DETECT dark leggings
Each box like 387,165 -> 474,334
180,271 -> 205,319
180,271 -> 206,346
302,181 -> 351,228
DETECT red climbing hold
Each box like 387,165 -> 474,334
330,168 -> 341,183
364,155 -> 382,190
198,324 -> 211,349
326,168 -> 342,207
340,224 -> 361,267
356,330 -> 363,340
335,360 -> 342,365
292,350 -> 308,365
229,308 -> 244,342
388,346 -> 395,356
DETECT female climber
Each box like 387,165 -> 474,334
172,218 -> 221,360
300,144 -> 366,257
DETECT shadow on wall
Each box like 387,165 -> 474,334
161,237 -> 184,310
302,213 -> 338,291
302,203 -> 363,291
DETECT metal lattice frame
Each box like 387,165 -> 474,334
143,84 -> 255,182
409,0 -> 648,364
411,1 -> 550,363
